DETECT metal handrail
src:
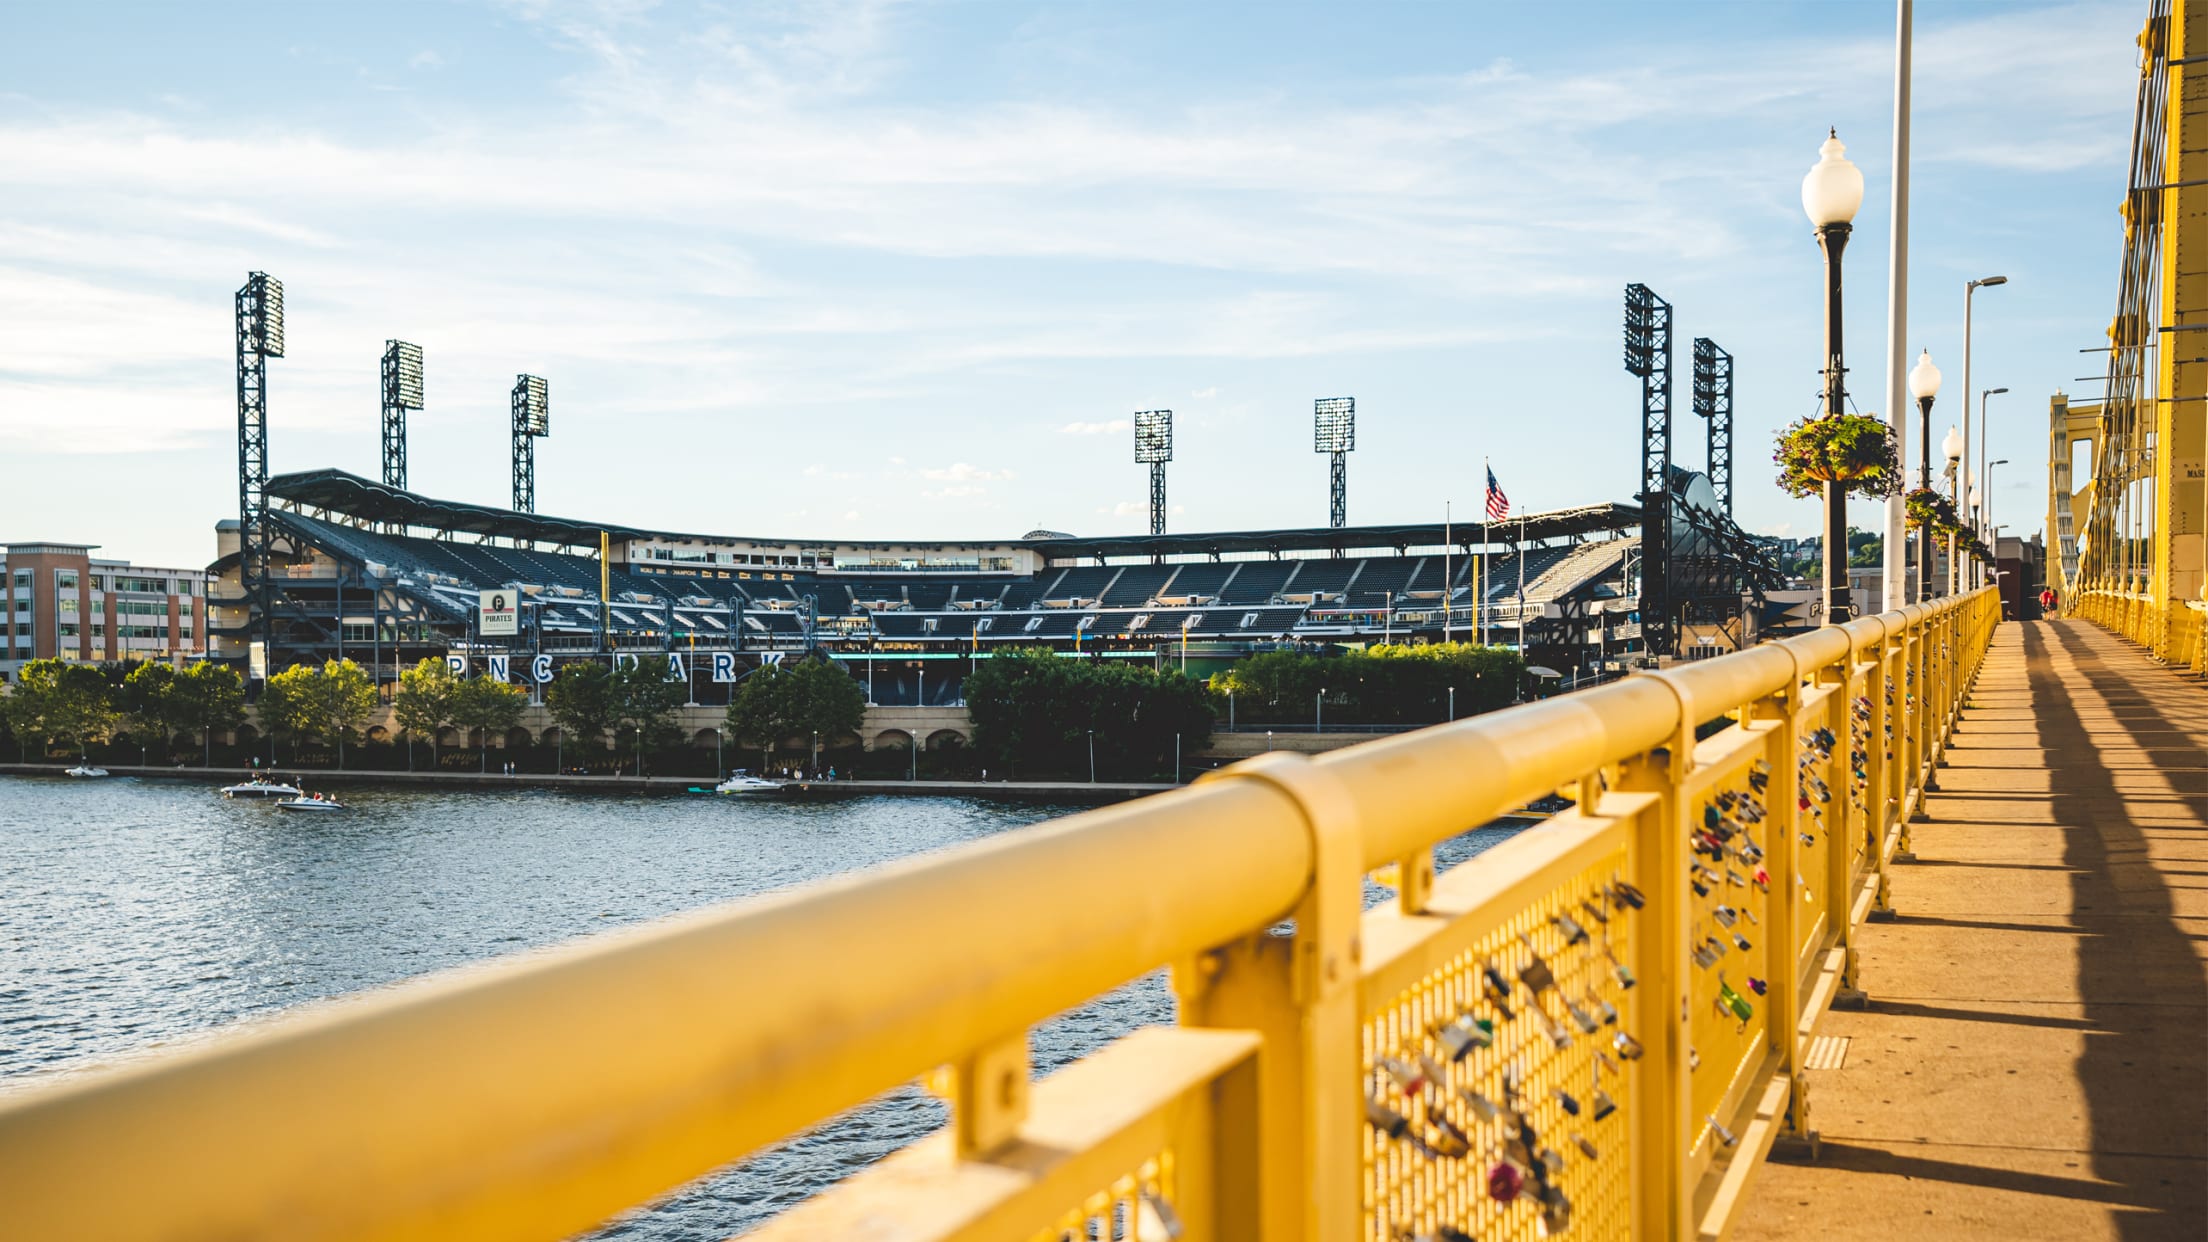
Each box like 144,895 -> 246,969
0,589 -> 2002,1242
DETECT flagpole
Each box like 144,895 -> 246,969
1443,501 -> 1453,644
1517,512 -> 1528,652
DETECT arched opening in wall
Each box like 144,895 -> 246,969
234,724 -> 260,748
539,727 -> 564,749
693,729 -> 721,749
435,727 -> 460,749
873,729 -> 915,751
505,727 -> 534,749
927,729 -> 967,751
365,725 -> 391,744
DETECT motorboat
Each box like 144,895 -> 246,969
275,793 -> 347,812
713,771 -> 785,795
220,778 -> 303,799
65,764 -> 109,778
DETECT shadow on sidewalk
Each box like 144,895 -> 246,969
2029,621 -> 2208,1237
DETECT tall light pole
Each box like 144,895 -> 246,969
1316,687 -> 1326,733
1803,130 -> 1866,626
1961,275 -> 2007,588
1943,426 -> 1965,594
1978,386 -> 2009,586
1881,0 -> 1917,613
1086,729 -> 1095,784
1908,349 -> 1943,601
1986,459 -> 2010,577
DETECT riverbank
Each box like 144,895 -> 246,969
0,763 -> 1173,803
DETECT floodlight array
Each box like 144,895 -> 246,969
389,341 -> 425,409
1623,283 -> 1661,377
1313,396 -> 1355,453
1134,409 -> 1173,463
251,272 -> 286,357
515,374 -> 550,436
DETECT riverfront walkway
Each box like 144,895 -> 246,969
1739,620 -> 2208,1240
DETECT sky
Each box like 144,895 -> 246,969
0,0 -> 2143,567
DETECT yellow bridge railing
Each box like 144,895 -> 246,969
2073,587 -> 2208,674
0,590 -> 2000,1242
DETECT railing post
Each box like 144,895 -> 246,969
1616,674 -> 1694,1241
1866,616 -> 1899,925
1756,662 -> 1811,1142
1176,754 -> 1364,1242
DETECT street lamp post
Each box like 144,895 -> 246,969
1962,275 -> 2007,587
714,727 -> 722,780
1448,684 -> 1456,722
1986,458 -> 2010,567
1803,130 -> 1866,626
1087,729 -> 1096,784
1978,387 -> 2009,586
1907,349 -> 1943,602
1943,426 -> 1965,595
1227,689 -> 1235,732
1316,687 -> 1326,733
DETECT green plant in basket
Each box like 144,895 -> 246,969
1774,413 -> 1902,500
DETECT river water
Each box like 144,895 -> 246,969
0,773 -> 1514,1237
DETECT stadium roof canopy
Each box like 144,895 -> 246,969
267,467 -> 1640,556
1033,504 -> 1642,561
268,469 -> 657,546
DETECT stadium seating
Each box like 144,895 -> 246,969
1100,564 -> 1174,606
1220,561 -> 1294,603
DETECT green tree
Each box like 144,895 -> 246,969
10,659 -> 122,761
121,661 -> 179,762
1211,642 -> 1522,726
611,657 -> 685,775
965,651 -> 1214,780
789,657 -> 866,763
171,662 -> 245,766
451,675 -> 527,773
304,659 -> 377,767
258,664 -> 324,763
723,661 -> 796,772
547,662 -> 616,766
392,658 -> 459,770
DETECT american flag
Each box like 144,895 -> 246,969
1484,467 -> 1510,522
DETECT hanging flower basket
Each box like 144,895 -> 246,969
1774,413 -> 1902,500
1904,487 -> 1961,535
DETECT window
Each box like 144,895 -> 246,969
117,600 -> 166,616
55,570 -> 77,590
12,599 -> 26,614
10,570 -> 28,590
57,623 -> 78,638
114,575 -> 165,594
57,597 -> 78,614
88,574 -> 105,590
117,624 -> 166,640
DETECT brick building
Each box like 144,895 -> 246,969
1,541 -> 208,680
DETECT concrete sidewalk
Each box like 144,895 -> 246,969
1736,620 -> 2207,1240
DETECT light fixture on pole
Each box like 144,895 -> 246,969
1316,687 -> 1326,733
1314,397 -> 1355,528
1977,386 -> 2008,587
1802,129 -> 1865,626
1986,459 -> 2010,573
1907,349 -> 1942,601
1960,275 -> 2006,587
1943,425 -> 1965,594
511,374 -> 550,514
1133,410 -> 1172,538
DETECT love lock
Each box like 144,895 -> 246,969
1486,1159 -> 1524,1203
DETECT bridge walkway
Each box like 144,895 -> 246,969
1738,619 -> 2208,1240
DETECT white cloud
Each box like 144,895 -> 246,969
919,462 -> 1013,483
1061,419 -> 1132,435
1190,387 -> 1217,399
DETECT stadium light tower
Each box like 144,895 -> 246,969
235,271 -> 284,685
1624,283 -> 1674,657
511,374 -> 549,513
381,341 -> 424,490
1134,409 -> 1173,536
1691,338 -> 1733,514
1315,397 -> 1355,528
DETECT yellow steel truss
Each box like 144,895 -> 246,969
2075,0 -> 2208,672
0,589 -> 2000,1242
